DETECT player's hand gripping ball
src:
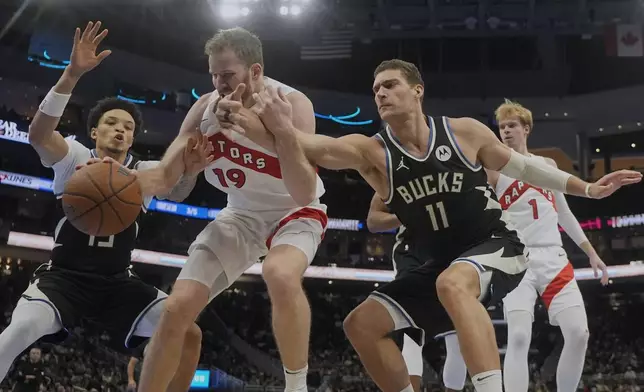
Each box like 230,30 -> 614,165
62,158 -> 142,236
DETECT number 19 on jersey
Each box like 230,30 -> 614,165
426,201 -> 449,231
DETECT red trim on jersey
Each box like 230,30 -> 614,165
266,207 -> 328,248
499,180 -> 557,211
541,262 -> 574,309
208,133 -> 283,179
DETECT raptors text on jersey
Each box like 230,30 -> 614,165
200,77 -> 325,211
496,167 -> 562,248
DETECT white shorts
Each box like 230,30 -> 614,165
178,202 -> 327,298
402,333 -> 423,377
503,246 -> 584,325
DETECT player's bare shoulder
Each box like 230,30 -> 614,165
442,117 -> 492,162
445,116 -> 494,140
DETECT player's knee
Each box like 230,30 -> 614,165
436,265 -> 480,304
262,259 -> 303,302
562,323 -> 589,347
435,273 -> 466,302
509,328 -> 531,350
184,323 -> 203,350
163,293 -> 202,328
343,308 -> 368,343
343,302 -> 383,344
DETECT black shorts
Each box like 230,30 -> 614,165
20,265 -> 166,353
373,235 -> 526,345
392,239 -> 435,278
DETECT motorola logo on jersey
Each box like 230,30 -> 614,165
435,145 -> 452,162
396,172 -> 464,204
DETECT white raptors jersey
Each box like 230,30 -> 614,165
200,77 -> 325,211
495,156 -> 562,248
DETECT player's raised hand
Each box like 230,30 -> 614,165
251,86 -> 293,136
183,133 -> 214,176
67,21 -> 112,78
216,83 -> 246,135
587,169 -> 642,199
589,253 -> 609,286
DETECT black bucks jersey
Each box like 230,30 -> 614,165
376,116 -> 522,266
47,138 -> 156,275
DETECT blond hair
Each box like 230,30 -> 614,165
495,99 -> 533,132
204,27 -> 264,67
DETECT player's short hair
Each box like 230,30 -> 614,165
204,27 -> 264,68
87,97 -> 144,137
374,59 -> 424,87
495,99 -> 533,132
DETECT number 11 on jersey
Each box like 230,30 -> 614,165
426,201 -> 449,231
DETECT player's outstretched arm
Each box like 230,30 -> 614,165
457,117 -> 642,198
81,135 -> 213,198
150,92 -> 213,199
366,193 -> 401,233
138,134 -> 213,197
30,21 -> 111,166
252,86 -> 371,204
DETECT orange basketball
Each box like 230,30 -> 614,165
62,161 -> 142,236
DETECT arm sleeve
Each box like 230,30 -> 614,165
49,138 -> 92,196
133,160 -> 160,209
499,150 -> 572,194
554,191 -> 589,246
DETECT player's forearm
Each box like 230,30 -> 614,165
135,165 -> 178,198
579,241 -> 598,259
366,211 -> 401,233
555,192 -> 590,247
500,151 -> 591,197
29,69 -> 79,144
155,133 -> 194,196
274,126 -> 318,206
158,173 -> 198,202
127,359 -> 137,383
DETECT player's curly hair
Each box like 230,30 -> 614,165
86,97 -> 144,137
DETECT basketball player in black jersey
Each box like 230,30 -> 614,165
0,21 -> 209,391
367,194 -> 428,392
242,59 -> 641,392
369,193 -> 501,392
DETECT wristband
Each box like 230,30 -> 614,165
584,183 -> 591,198
38,89 -> 72,118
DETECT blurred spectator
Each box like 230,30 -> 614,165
13,348 -> 44,392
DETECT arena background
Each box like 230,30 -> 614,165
1,0 -> 644,390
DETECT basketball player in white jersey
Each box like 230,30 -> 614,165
135,27 -> 326,392
488,100 -> 608,392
